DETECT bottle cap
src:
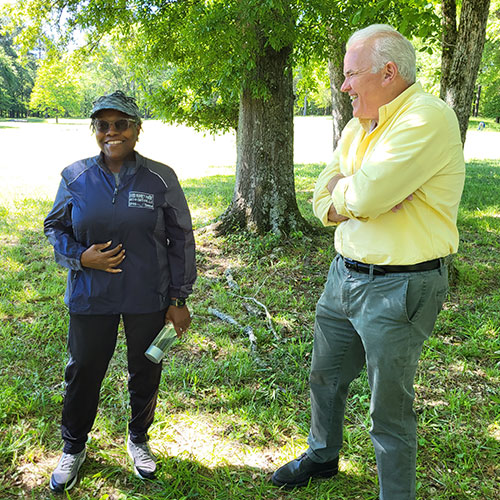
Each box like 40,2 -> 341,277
145,345 -> 165,364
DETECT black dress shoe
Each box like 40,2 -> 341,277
271,452 -> 339,488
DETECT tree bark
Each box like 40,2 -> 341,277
440,0 -> 458,99
328,55 -> 352,151
327,33 -> 352,151
440,0 -> 491,144
217,42 -> 309,235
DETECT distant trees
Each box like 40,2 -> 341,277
29,53 -> 80,122
0,23 -> 35,118
478,0 -> 500,122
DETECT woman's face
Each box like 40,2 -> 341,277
94,109 -> 141,169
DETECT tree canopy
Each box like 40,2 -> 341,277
0,19 -> 35,118
29,52 -> 80,121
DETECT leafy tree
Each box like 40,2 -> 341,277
294,63 -> 331,115
13,0 -> 328,235
0,19 -> 35,117
73,36 -> 148,117
29,52 -> 81,122
477,0 -> 500,121
413,36 -> 442,97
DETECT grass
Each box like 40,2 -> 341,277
468,117 -> 500,132
1,145 -> 499,499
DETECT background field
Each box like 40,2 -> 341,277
1,116 -> 498,201
0,118 -> 499,499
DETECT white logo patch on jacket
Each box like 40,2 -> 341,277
129,191 -> 154,210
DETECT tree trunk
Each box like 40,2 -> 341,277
440,0 -> 457,98
217,42 -> 309,235
440,0 -> 491,144
473,85 -> 481,117
328,57 -> 352,151
328,40 -> 352,151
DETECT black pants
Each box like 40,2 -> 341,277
61,310 -> 166,454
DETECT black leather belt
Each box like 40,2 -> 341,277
343,256 -> 441,275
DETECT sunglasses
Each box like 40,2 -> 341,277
92,118 -> 138,133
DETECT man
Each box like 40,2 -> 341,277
271,25 -> 465,499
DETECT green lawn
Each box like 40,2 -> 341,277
0,148 -> 499,497
468,116 -> 500,132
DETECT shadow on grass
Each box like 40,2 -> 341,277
3,447 -> 379,500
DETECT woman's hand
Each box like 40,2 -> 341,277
80,241 -> 125,273
166,305 -> 191,337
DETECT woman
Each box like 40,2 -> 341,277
44,91 -> 196,492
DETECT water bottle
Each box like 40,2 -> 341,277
145,323 -> 178,363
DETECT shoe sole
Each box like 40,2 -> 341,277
271,469 -> 338,489
50,474 -> 78,492
131,464 -> 156,480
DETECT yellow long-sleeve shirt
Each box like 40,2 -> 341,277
313,82 -> 465,265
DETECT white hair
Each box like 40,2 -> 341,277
347,24 -> 416,84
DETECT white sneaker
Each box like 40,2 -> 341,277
127,437 -> 157,479
50,449 -> 86,492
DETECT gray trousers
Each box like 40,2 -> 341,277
306,254 -> 448,500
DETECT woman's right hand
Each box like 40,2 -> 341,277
80,241 -> 125,273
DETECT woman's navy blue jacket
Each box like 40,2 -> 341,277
44,152 -> 197,315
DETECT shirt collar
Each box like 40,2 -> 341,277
358,82 -> 423,133
97,151 -> 141,177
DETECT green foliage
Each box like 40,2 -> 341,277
8,0 -> 442,132
5,0 -> 498,128
0,18 -> 35,118
413,36 -> 441,96
294,62 -> 331,116
29,52 -> 81,119
130,0 -> 300,130
71,34 -> 155,118
477,0 -> 500,118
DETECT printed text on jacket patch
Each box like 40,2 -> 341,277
129,191 -> 154,210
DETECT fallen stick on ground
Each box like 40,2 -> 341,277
208,307 -> 257,352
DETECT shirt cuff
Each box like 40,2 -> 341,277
331,178 -> 368,222
331,177 -> 351,218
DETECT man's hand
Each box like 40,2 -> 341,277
391,194 -> 414,212
326,173 -> 349,222
166,305 -> 191,337
80,241 -> 125,273
327,173 -> 345,194
328,204 -> 349,223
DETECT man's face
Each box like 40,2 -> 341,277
341,42 -> 387,121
